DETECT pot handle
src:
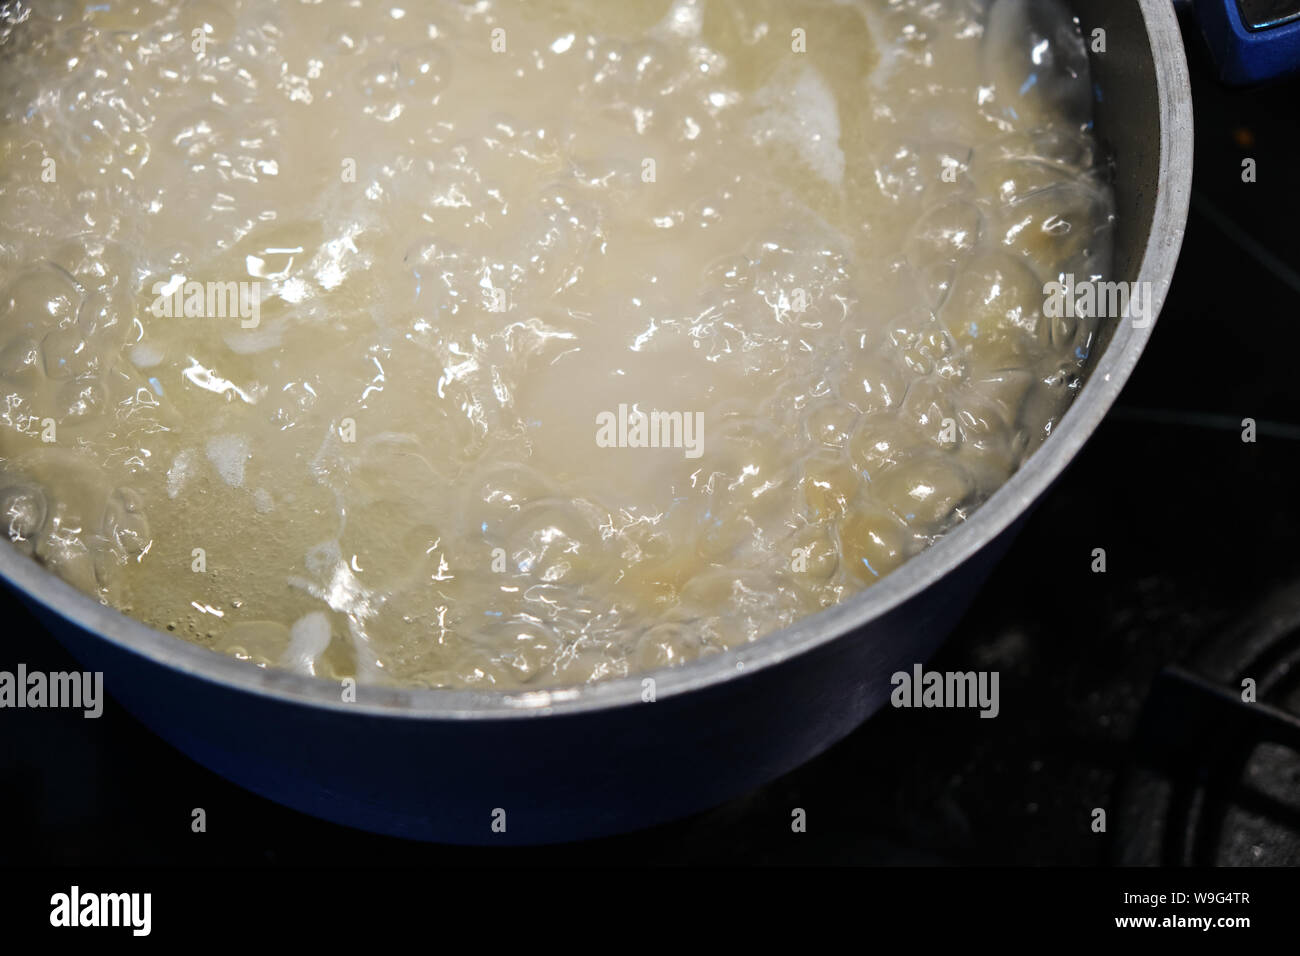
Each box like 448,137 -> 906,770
1191,0 -> 1300,84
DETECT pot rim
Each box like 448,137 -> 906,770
0,0 -> 1193,721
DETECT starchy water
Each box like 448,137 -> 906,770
0,0 -> 1113,688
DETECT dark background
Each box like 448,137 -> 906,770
1,10 -> 1297,866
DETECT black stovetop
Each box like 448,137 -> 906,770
2,13 -> 1298,867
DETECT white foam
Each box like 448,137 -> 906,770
655,0 -> 703,39
223,322 -> 284,355
130,343 -> 165,368
751,67 -> 846,187
205,434 -> 250,488
281,611 -> 332,676
166,449 -> 195,499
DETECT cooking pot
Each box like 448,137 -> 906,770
0,0 -> 1193,844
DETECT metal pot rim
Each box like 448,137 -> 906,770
0,0 -> 1193,721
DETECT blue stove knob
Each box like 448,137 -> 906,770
1194,0 -> 1300,84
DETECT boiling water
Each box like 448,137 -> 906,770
0,0 -> 1113,689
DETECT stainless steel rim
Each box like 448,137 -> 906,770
0,0 -> 1194,721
